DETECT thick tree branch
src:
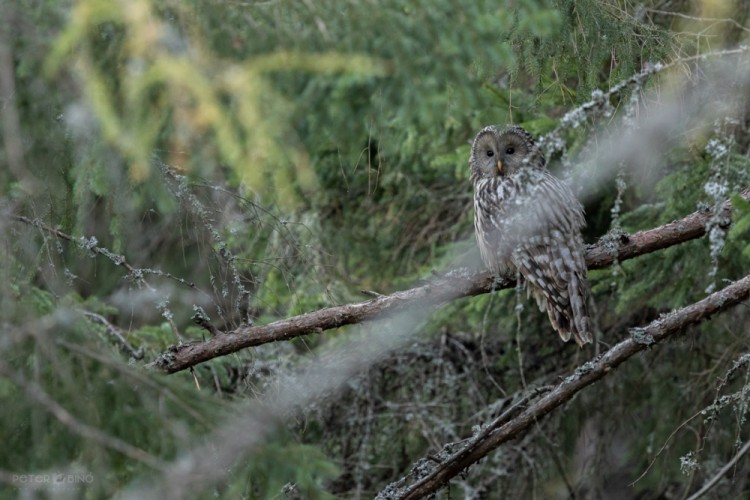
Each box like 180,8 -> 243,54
379,271 -> 750,499
152,189 -> 748,373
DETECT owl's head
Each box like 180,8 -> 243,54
469,125 -> 545,182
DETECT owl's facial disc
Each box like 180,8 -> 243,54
471,131 -> 501,178
471,125 -> 545,183
497,134 -> 529,174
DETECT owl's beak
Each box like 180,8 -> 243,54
497,160 -> 503,174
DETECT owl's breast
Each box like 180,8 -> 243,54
473,177 -> 519,276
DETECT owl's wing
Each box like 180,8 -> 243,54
512,171 -> 592,346
515,234 -> 592,346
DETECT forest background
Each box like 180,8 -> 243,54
3,0 -> 750,498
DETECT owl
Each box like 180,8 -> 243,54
470,125 -> 592,346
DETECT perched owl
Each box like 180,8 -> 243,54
470,125 -> 592,346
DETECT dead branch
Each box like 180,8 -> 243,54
379,271 -> 750,499
12,215 -> 197,290
152,189 -> 748,373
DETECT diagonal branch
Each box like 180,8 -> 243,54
152,189 -> 748,373
379,271 -> 750,499
82,311 -> 145,360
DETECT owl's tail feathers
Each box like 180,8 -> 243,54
568,275 -> 593,347
570,318 -> 593,347
523,270 -> 593,346
546,302 -> 592,347
542,277 -> 593,347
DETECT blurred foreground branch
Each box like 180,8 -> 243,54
379,270 -> 750,499
152,188 -> 749,373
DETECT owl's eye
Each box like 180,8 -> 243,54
486,150 -> 494,157
505,147 -> 515,155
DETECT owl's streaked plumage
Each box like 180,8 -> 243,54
470,125 -> 592,346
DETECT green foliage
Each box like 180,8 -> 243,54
0,311 -> 207,491
728,193 -> 750,260
4,0 -> 750,498
0,287 -> 340,498
234,439 -> 339,499
47,0 -> 387,206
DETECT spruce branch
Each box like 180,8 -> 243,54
152,189 -> 749,373
379,271 -> 750,499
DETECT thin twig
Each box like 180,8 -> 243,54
646,8 -> 750,34
82,311 -> 144,359
12,215 -> 197,291
686,439 -> 750,500
632,352 -> 750,486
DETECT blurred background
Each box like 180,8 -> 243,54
2,0 -> 750,498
